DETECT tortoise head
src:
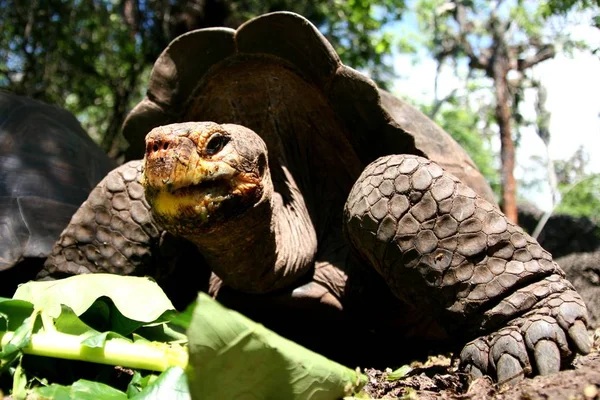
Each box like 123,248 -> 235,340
142,122 -> 269,236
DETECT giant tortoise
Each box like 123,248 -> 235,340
0,91 -> 115,294
39,12 -> 590,382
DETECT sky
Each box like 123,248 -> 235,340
387,6 -> 600,211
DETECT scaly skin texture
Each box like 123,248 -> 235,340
143,122 -> 317,294
40,159 -> 208,306
41,161 -> 159,277
344,154 -> 590,382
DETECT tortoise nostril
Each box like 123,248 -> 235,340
163,142 -> 169,150
152,143 -> 159,152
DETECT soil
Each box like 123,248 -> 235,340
361,329 -> 600,399
357,250 -> 600,399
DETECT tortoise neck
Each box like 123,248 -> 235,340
185,165 -> 317,293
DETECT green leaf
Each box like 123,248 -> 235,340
70,380 -> 128,400
0,313 -> 38,358
132,367 -> 190,400
168,301 -> 196,330
32,379 -> 128,400
12,356 -> 27,399
135,323 -> 187,343
126,371 -> 159,397
78,297 -> 150,337
81,331 -> 129,348
31,384 -> 72,400
386,364 -> 413,381
186,293 -> 366,400
53,305 -> 98,336
0,298 -> 35,331
13,274 -> 175,323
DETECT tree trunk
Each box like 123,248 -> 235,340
493,60 -> 518,223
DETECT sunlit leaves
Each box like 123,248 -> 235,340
556,174 -> 600,222
0,0 -> 147,156
0,0 -> 409,156
186,293 -> 367,399
422,101 -> 500,195
0,275 -> 366,399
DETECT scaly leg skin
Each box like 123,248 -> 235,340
344,154 -> 591,383
40,161 -> 166,280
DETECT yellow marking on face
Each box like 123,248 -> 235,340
153,190 -> 202,217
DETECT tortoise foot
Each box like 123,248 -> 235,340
460,289 -> 590,383
344,154 -> 591,381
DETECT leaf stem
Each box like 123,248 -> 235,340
0,331 -> 188,372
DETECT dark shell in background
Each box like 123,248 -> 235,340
0,91 -> 115,289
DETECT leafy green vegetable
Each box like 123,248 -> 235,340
32,379 -> 129,400
3,276 -> 368,399
386,364 -> 413,381
126,371 -> 160,397
186,293 -> 367,400
12,357 -> 27,399
0,313 -> 38,359
0,298 -> 35,331
13,275 -> 175,323
1,323 -> 187,372
1,275 -> 190,397
131,367 -> 189,400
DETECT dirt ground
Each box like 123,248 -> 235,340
359,251 -> 600,399
362,330 -> 600,399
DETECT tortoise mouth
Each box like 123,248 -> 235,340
148,171 -> 261,227
170,178 -> 233,200
159,177 -> 238,219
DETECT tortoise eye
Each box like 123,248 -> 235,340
206,134 -> 229,155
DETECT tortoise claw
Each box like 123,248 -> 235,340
460,338 -> 490,379
496,354 -> 524,385
460,311 -> 589,380
464,364 -> 484,379
534,340 -> 561,375
568,320 -> 592,354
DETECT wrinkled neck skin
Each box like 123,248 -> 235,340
183,165 -> 317,294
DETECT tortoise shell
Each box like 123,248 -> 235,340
0,91 -> 115,287
122,12 -> 494,205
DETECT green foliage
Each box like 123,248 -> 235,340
231,0 -> 406,86
15,275 -> 175,325
541,0 -> 600,17
0,0 -> 407,156
541,0 -> 600,54
0,0 -> 148,155
32,380 -> 130,400
555,174 -> 600,223
553,148 -> 600,222
314,0 -> 406,87
0,275 -> 366,399
410,0 -> 599,216
422,101 -> 500,195
187,292 -> 367,399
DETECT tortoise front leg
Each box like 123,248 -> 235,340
41,161 -> 161,278
344,154 -> 591,383
40,161 -> 206,306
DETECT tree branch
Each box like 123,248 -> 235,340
428,87 -> 459,119
453,1 -> 490,70
517,44 -> 555,71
